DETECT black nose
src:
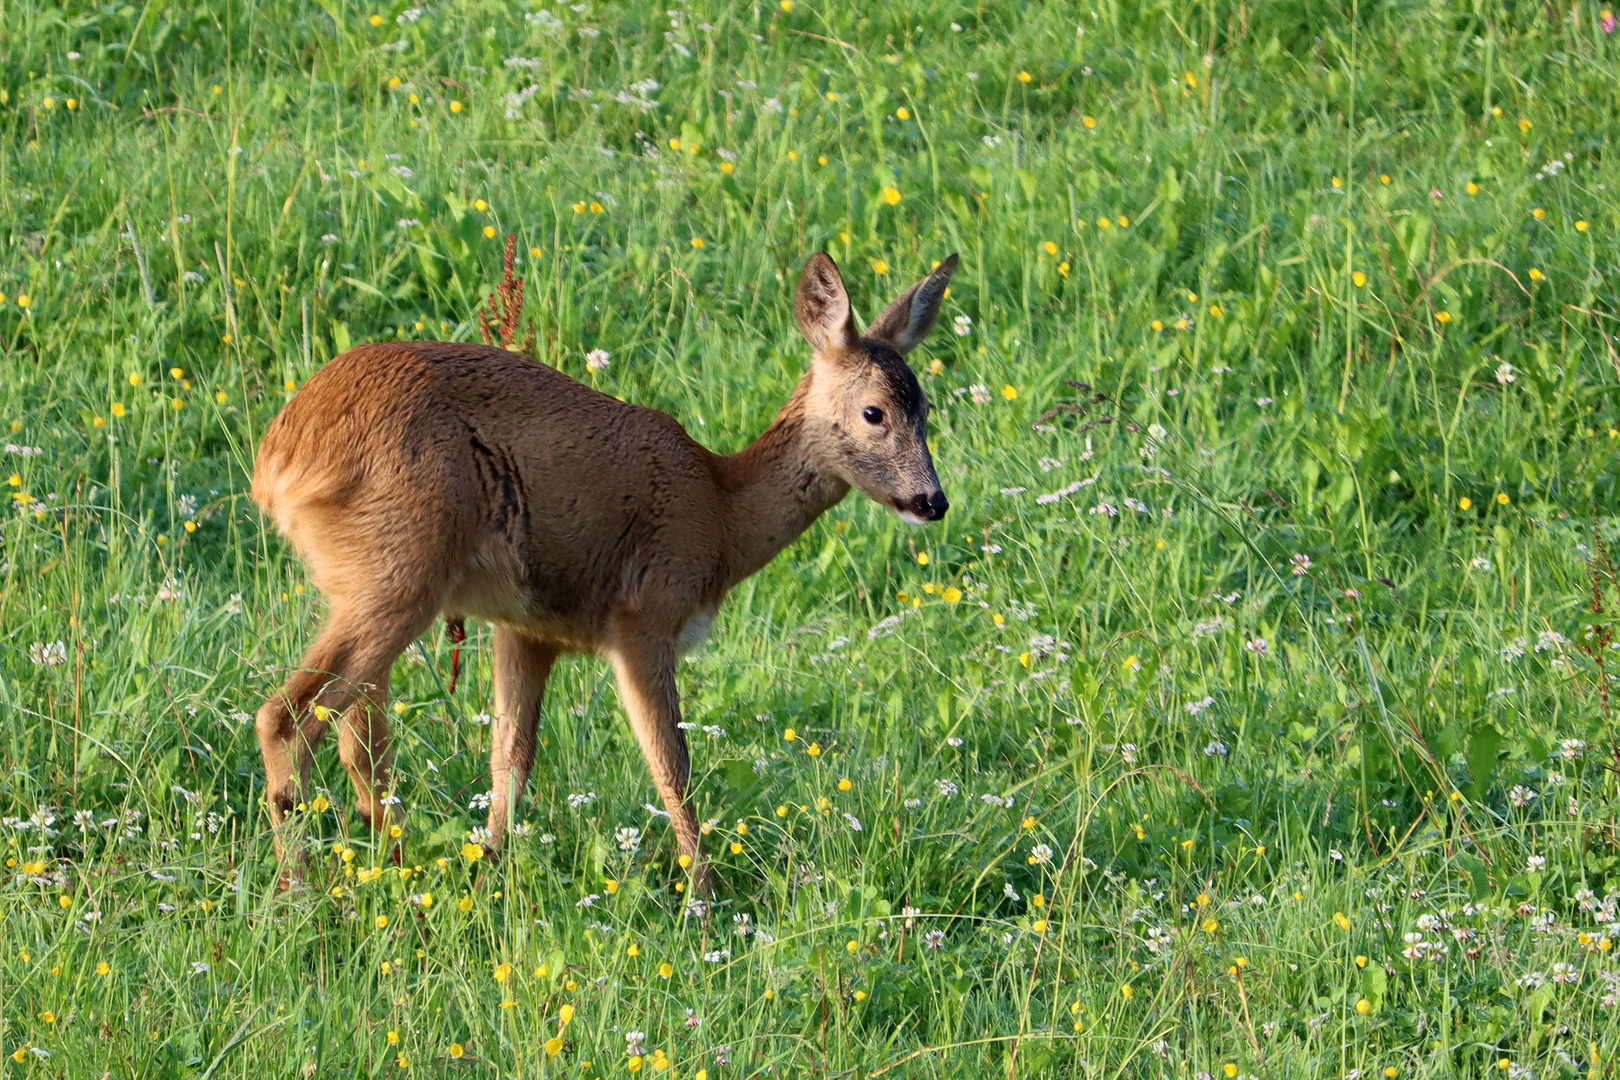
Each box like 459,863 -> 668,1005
909,490 -> 949,521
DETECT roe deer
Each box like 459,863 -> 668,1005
251,251 -> 957,891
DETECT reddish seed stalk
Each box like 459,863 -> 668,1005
478,233 -> 536,355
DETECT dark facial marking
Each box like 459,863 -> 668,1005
859,337 -> 926,424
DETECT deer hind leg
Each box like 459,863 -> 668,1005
483,626 -> 559,855
335,665 -> 398,858
256,602 -> 433,884
608,633 -> 710,899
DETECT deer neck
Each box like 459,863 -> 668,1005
718,375 -> 850,583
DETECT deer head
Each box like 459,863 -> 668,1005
793,252 -> 957,524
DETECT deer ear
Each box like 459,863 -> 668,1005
865,253 -> 958,355
794,253 -> 859,354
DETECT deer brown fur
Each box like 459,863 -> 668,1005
251,252 -> 957,891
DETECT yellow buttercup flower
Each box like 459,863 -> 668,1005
881,186 -> 901,205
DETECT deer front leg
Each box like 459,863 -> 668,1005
484,626 -> 559,855
608,633 -> 710,898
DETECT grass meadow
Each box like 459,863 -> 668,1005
4,0 -> 1620,1075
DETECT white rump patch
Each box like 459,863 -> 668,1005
678,612 -> 714,654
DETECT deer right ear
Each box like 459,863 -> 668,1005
794,253 -> 859,354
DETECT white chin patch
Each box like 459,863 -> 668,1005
895,509 -> 930,526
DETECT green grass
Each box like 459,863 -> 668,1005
3,0 -> 1620,1075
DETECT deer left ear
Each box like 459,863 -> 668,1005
865,254 -> 959,355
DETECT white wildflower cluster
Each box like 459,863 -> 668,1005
1030,479 -> 1095,508
29,641 -> 67,666
1025,634 -> 1067,661
567,791 -> 597,809
1401,929 -> 1448,962
1535,630 -> 1567,652
1192,616 -> 1230,640
505,84 -> 543,118
1534,151 -> 1574,180
1500,637 -> 1526,660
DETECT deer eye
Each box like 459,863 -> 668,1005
862,406 -> 885,425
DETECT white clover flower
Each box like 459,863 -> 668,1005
586,349 -> 611,371
615,826 -> 642,852
1496,362 -> 1516,384
29,641 -> 67,666
952,314 -> 973,336
1029,843 -> 1053,865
